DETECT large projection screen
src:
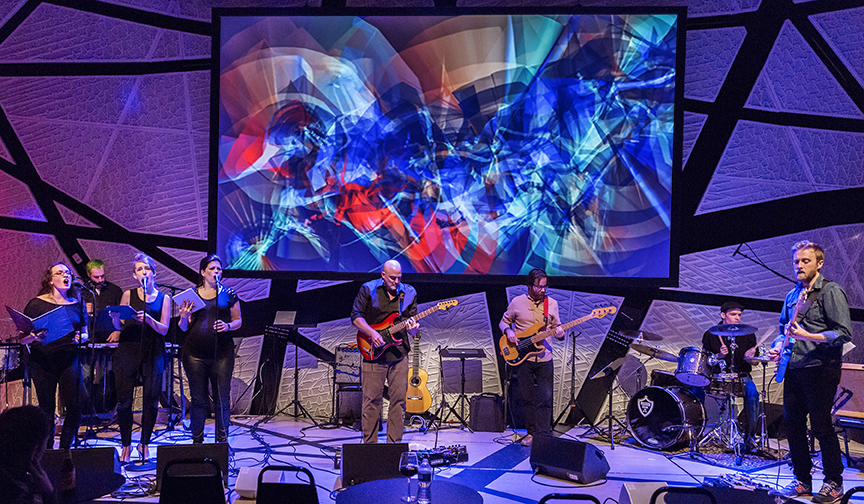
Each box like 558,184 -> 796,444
211,8 -> 684,286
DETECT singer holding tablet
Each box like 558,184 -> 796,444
20,262 -> 89,451
108,253 -> 170,463
178,254 -> 241,445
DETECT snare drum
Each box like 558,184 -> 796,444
707,372 -> 745,397
675,347 -> 711,387
0,342 -> 21,371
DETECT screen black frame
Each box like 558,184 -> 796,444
209,6 -> 686,288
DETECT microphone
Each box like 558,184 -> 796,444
141,276 -> 149,291
733,242 -> 744,257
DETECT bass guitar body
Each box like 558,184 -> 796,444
499,321 -> 546,366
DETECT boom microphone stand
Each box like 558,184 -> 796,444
552,331 -> 593,430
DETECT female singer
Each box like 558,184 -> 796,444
109,253 -> 170,463
20,262 -> 89,451
178,254 -> 242,444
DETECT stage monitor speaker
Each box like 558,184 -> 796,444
619,481 -> 668,504
156,442 -> 230,491
41,447 -> 122,499
529,435 -> 610,484
341,442 -> 408,487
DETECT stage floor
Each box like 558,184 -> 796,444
77,414 -> 864,503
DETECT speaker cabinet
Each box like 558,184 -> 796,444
41,447 -> 122,500
529,435 -> 610,484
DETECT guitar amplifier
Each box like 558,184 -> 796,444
336,344 -> 362,385
469,393 -> 505,432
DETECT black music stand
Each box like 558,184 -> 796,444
268,311 -> 322,425
580,356 -> 629,450
439,348 -> 485,431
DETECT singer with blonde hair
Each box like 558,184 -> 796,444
108,253 -> 170,464
178,254 -> 241,445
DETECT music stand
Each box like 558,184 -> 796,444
580,356 -> 629,450
439,348 -> 485,430
269,312 -> 320,425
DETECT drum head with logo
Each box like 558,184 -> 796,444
627,386 -> 705,450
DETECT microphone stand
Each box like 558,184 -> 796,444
552,331 -> 592,430
156,282 -> 184,430
732,243 -> 796,284
76,281 -> 98,445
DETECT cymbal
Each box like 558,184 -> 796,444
708,323 -> 758,338
629,342 -> 677,362
617,329 -> 663,341
745,355 -> 773,365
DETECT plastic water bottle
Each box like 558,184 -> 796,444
417,457 -> 432,503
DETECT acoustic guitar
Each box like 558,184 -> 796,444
499,306 -> 617,366
356,300 -> 458,361
406,332 -> 432,414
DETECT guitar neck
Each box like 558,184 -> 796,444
412,333 -> 420,371
530,313 -> 593,344
389,305 -> 439,334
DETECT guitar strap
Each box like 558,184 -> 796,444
543,296 -> 548,324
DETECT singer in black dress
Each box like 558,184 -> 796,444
178,254 -> 242,444
109,253 -> 170,463
20,262 -> 89,450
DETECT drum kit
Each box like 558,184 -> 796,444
622,323 -> 775,461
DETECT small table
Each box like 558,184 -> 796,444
336,478 -> 483,504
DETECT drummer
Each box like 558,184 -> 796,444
701,301 -> 759,450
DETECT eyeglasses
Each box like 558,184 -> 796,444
52,271 -> 72,278
531,284 -> 547,290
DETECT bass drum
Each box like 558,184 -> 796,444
627,386 -> 705,450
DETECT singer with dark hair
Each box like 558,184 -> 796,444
108,253 -> 170,463
178,254 -> 241,444
499,267 -> 563,447
351,259 -> 418,443
20,262 -> 89,452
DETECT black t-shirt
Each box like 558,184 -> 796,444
702,329 -> 757,375
183,287 -> 239,359
81,282 -> 123,343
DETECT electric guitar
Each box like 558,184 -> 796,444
356,300 -> 458,361
499,306 -> 617,366
775,287 -> 810,383
406,332 -> 432,414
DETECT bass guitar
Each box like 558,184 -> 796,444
775,287 -> 810,383
499,306 -> 617,366
406,331 -> 432,414
357,299 -> 458,361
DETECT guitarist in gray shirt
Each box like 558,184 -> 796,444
769,240 -> 852,503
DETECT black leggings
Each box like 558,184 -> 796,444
30,347 -> 86,449
114,342 -> 163,446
